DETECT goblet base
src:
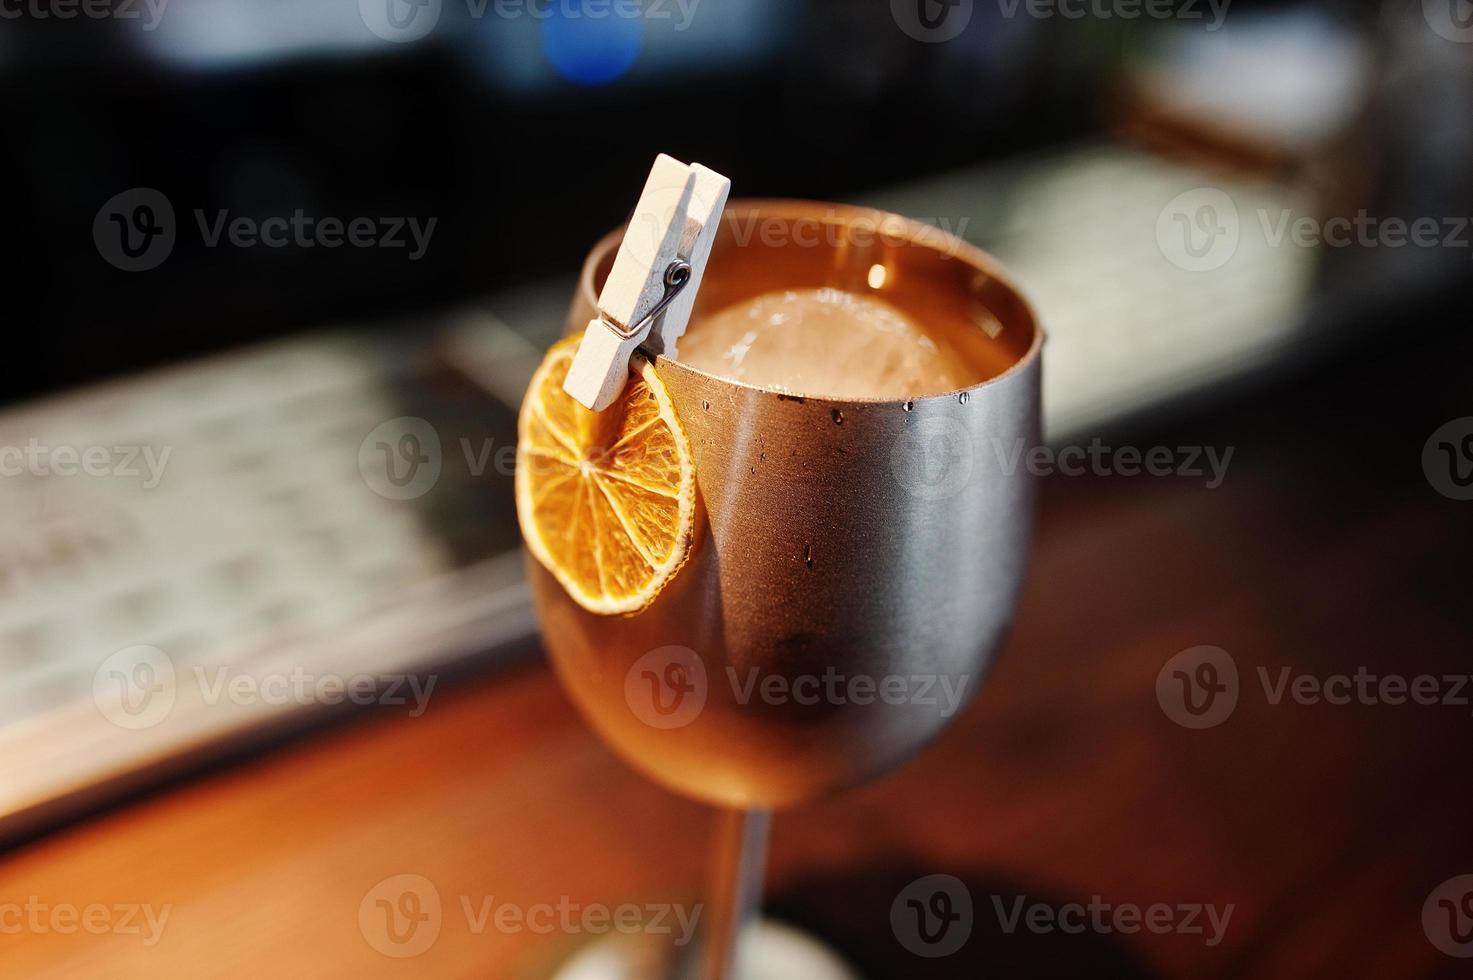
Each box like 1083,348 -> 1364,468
549,919 -> 858,980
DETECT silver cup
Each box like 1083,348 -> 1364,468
533,200 -> 1042,811
531,200 -> 1041,978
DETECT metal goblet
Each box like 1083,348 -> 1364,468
532,200 -> 1042,978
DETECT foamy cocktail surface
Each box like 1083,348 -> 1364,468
677,287 -> 976,399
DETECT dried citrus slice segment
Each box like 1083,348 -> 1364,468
516,337 -> 696,615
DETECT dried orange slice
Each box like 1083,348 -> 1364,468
516,337 -> 696,615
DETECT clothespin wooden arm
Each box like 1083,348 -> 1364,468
563,154 -> 731,411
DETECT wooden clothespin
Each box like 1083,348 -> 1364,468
563,154 -> 731,411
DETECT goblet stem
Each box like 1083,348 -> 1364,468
697,808 -> 771,980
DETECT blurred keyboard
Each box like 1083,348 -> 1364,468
0,142 -> 1321,838
0,323 -> 544,836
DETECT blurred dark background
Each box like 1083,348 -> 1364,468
6,0 -> 1467,402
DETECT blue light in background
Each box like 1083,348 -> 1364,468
538,1 -> 644,86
